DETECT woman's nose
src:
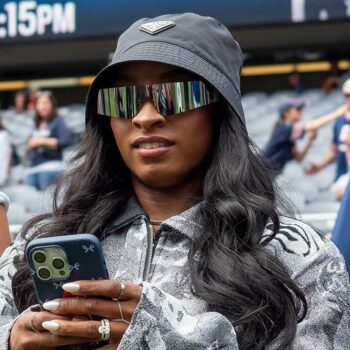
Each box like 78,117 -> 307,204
132,98 -> 166,130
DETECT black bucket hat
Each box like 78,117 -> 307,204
86,12 -> 245,125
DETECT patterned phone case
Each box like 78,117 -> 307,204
26,233 -> 109,304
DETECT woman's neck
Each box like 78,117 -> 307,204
132,177 -> 202,222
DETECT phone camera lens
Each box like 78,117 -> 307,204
37,266 -> 52,280
52,258 -> 65,269
33,251 -> 46,264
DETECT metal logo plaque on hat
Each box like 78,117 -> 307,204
139,21 -> 176,35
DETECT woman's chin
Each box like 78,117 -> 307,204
132,172 -> 186,190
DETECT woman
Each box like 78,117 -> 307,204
25,91 -> 71,191
0,13 -> 349,350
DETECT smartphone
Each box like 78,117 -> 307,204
26,233 -> 109,304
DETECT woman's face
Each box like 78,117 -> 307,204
285,107 -> 302,122
36,95 -> 54,120
109,61 -> 216,189
15,93 -> 26,110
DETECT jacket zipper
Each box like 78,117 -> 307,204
143,223 -> 154,282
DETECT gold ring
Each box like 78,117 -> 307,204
118,281 -> 126,298
29,314 -> 40,333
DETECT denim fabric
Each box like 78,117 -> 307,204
25,170 -> 60,191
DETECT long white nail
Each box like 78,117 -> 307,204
43,300 -> 60,311
62,282 -> 80,293
42,321 -> 60,332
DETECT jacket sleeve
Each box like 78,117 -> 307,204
0,234 -> 27,349
287,241 -> 350,349
118,282 -> 239,349
52,118 -> 72,150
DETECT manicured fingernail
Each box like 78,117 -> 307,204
62,283 -> 80,293
43,300 -> 60,311
42,321 -> 60,331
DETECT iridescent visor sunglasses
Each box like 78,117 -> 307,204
97,80 -> 221,119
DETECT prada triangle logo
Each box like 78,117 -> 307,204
139,21 -> 175,35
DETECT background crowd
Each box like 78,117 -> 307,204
1,71 -> 350,237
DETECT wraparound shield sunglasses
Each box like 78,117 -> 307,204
97,80 -> 221,119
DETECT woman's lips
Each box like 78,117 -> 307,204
134,142 -> 173,158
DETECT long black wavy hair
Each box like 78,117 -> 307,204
12,82 -> 306,349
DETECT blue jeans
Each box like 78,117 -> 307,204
25,171 -> 60,191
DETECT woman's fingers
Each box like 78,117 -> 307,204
20,332 -> 99,349
10,312 -> 95,350
26,311 -> 71,332
41,318 -> 128,343
43,297 -> 134,321
61,279 -> 142,301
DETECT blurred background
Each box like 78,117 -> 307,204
1,0 -> 350,236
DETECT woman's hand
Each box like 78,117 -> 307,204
303,162 -> 323,175
28,137 -> 43,150
28,137 -> 58,150
9,311 -> 86,350
40,279 -> 143,349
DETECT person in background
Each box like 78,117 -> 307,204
11,90 -> 29,115
264,99 -> 345,174
0,192 -> 11,255
25,91 -> 72,191
305,78 -> 350,180
332,181 -> 350,273
26,88 -> 39,112
287,71 -> 305,95
332,124 -> 350,200
321,60 -> 341,95
0,117 -> 12,187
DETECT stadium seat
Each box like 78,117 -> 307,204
303,201 -> 340,214
30,190 -> 54,214
2,184 -> 40,211
7,202 -> 34,225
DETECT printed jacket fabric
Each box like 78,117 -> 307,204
0,198 -> 350,349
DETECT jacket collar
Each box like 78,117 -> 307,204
162,203 -> 203,240
107,196 -> 204,240
108,196 -> 147,229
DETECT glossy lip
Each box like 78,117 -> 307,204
132,136 -> 174,158
132,136 -> 174,148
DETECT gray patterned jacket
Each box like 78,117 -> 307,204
0,198 -> 350,349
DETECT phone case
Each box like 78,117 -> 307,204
26,233 -> 109,304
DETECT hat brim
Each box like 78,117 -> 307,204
86,41 -> 245,126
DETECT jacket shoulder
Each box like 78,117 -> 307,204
263,216 -> 326,259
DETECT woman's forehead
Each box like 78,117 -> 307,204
112,61 -> 198,85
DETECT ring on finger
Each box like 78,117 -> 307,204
29,314 -> 41,333
98,318 -> 110,341
118,281 -> 126,298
